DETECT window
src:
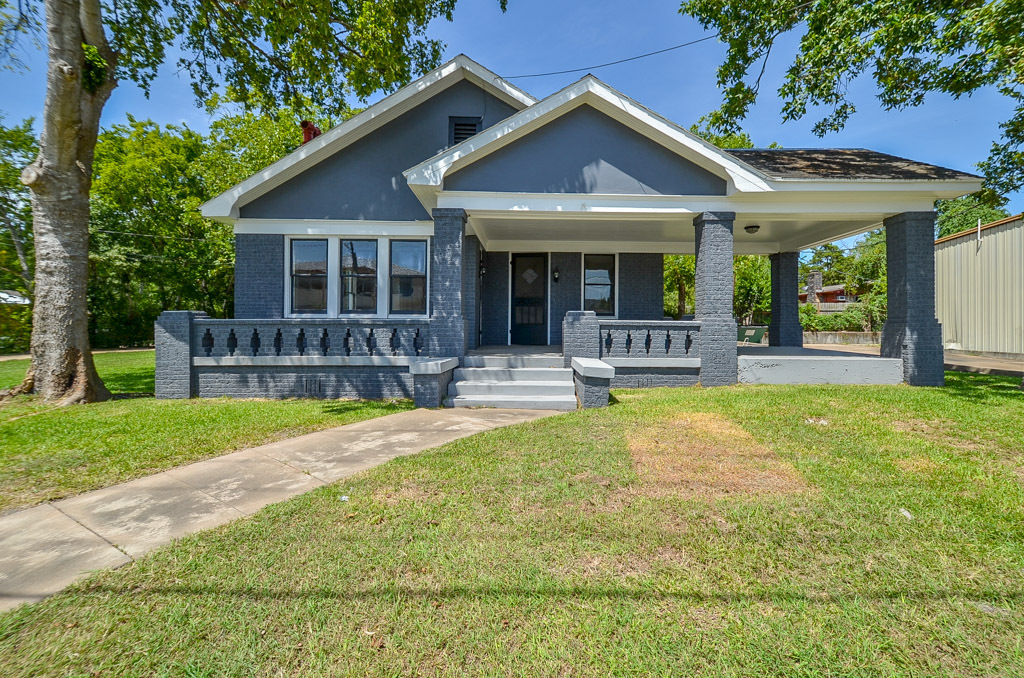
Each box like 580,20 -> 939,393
291,239 -> 328,313
339,240 -> 377,313
449,116 -> 482,146
390,240 -> 428,314
583,254 -> 615,316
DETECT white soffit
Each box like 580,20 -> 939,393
201,55 -> 536,222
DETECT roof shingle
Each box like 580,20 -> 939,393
726,148 -> 980,181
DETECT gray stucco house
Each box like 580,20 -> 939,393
156,55 -> 982,409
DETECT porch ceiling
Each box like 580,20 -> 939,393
468,210 -> 896,254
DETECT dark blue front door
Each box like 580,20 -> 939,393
510,253 -> 547,345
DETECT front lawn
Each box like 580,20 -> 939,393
1,373 -> 1021,675
0,350 -> 411,512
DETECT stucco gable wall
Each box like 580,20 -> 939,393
240,79 -> 519,221
444,105 -> 728,195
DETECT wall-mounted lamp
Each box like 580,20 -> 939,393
553,267 -> 560,283
744,224 -> 761,234
479,254 -> 487,277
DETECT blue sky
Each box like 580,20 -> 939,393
2,0 -> 1020,218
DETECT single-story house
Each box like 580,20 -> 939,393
799,272 -> 856,312
155,55 -> 982,409
935,214 -> 1023,359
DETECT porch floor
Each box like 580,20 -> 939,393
469,345 -> 563,357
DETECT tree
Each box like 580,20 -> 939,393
844,229 -> 886,296
935,194 -> 1010,239
800,243 -> 852,287
680,0 -> 1024,204
733,254 -> 771,325
664,255 -> 695,318
2,0 -> 471,403
0,115 -> 36,300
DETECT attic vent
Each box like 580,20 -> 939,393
449,116 -> 482,146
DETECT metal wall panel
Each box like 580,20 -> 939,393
935,217 -> 1023,356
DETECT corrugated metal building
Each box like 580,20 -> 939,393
935,214 -> 1024,358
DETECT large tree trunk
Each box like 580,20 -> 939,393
17,0 -> 114,403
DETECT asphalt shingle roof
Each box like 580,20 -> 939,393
725,148 -> 980,181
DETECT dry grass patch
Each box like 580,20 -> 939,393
895,456 -> 941,475
627,412 -> 806,499
893,418 -> 983,450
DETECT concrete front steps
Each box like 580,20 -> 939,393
445,356 -> 577,410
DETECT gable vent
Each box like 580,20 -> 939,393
449,116 -> 482,146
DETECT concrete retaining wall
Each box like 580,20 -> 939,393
803,332 -> 882,345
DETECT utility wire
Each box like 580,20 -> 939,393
503,35 -> 720,79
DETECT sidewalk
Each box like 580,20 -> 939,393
803,344 -> 1023,378
0,407 -> 559,612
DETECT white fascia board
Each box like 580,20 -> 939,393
480,239 -> 776,255
768,178 -> 983,197
201,55 -> 535,221
403,75 -> 774,194
233,219 -> 434,236
436,190 -> 940,216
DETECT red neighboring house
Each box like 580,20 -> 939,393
799,272 -> 855,312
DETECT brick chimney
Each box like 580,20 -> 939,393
806,271 -> 823,304
300,120 -> 322,144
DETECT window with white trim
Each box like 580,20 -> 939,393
389,240 -> 428,315
339,239 -> 377,314
583,254 -> 615,316
286,236 -> 429,317
290,239 -> 328,314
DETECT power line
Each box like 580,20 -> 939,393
503,35 -> 720,79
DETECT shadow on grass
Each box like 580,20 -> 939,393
943,371 -> 1023,404
318,398 -> 411,416
101,366 -> 155,395
76,583 -> 1024,605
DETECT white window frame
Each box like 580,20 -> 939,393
581,252 -> 619,319
284,235 -> 430,319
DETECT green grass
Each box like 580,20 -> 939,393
0,350 -> 156,393
0,350 -> 412,512
2,372 -> 1022,676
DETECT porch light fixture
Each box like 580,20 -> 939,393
553,267 -> 560,283
744,224 -> 761,234
479,254 -> 486,277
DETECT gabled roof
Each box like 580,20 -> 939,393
402,74 -> 774,206
728,149 -> 982,181
201,55 -> 536,221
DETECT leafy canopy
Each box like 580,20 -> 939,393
680,0 -> 1024,203
935,194 -> 1011,239
1,0 -> 466,114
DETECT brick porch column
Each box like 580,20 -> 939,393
881,211 -> 944,385
768,251 -> 803,347
694,211 -> 737,386
429,208 -> 467,357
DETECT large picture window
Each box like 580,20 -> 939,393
339,239 -> 377,313
583,254 -> 615,316
390,240 -> 428,314
291,239 -> 328,313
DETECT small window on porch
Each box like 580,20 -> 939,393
339,239 -> 377,314
291,239 -> 328,314
584,254 -> 615,316
390,240 -> 428,314
449,116 -> 482,146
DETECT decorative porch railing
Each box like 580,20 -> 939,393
191,317 -> 430,358
596,319 -> 701,360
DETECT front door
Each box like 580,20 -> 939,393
510,253 -> 547,345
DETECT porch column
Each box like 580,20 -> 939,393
768,251 -> 803,347
694,211 -> 737,386
429,208 -> 467,357
881,211 -> 944,385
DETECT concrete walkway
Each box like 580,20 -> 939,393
0,407 -> 558,612
803,344 -> 1024,378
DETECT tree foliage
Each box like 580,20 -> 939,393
680,0 -> 1024,202
800,243 -> 853,287
733,254 -> 771,324
935,194 -> 1011,239
0,114 -> 35,300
